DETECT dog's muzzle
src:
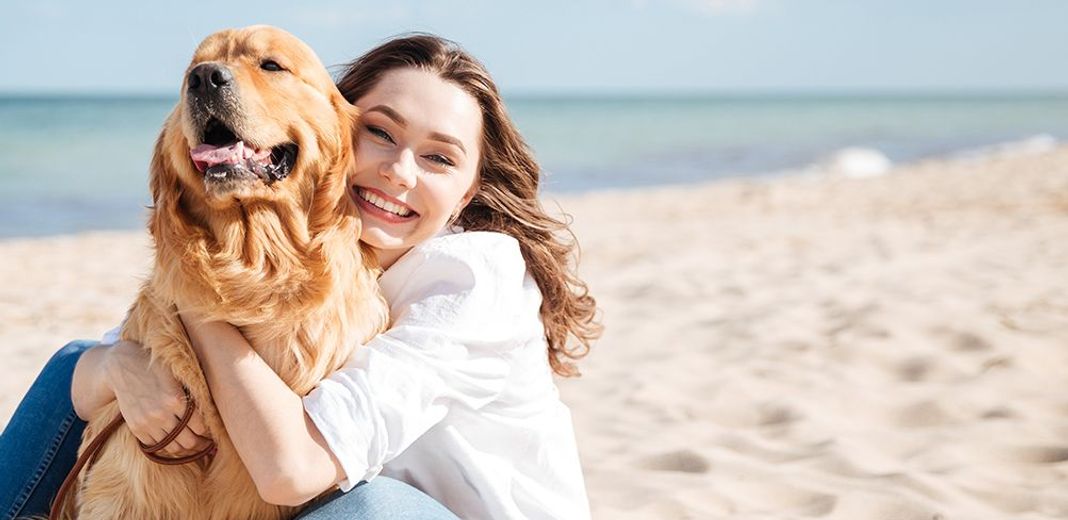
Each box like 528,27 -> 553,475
188,63 -> 234,99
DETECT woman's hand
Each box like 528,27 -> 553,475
103,340 -> 213,458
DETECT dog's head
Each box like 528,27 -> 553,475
142,26 -> 386,377
148,26 -> 372,309
155,25 -> 355,208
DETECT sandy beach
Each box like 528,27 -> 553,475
3,147 -> 1067,519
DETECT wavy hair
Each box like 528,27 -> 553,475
336,34 -> 602,376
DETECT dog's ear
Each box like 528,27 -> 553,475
330,90 -> 360,165
307,92 -> 361,237
148,114 -> 198,252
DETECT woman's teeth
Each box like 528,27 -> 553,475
359,189 -> 413,217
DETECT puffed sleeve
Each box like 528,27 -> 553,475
301,232 -> 539,491
100,317 -> 127,344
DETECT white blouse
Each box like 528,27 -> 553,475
104,230 -> 589,516
303,229 -> 593,518
103,227 -> 591,519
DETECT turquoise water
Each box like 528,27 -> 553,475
2,93 -> 1068,237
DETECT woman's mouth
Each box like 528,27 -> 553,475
353,186 -> 419,223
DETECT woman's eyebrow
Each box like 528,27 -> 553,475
429,132 -> 467,156
366,105 -> 407,126
366,104 -> 467,156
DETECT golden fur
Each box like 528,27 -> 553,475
63,26 -> 387,519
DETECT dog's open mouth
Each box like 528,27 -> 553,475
190,118 -> 298,185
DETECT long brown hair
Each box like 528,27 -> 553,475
336,34 -> 601,377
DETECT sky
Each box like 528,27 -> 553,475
3,0 -> 1068,95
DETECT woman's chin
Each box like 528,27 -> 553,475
360,227 -> 412,252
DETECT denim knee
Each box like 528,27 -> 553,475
295,477 -> 459,519
0,340 -> 97,519
52,340 -> 98,364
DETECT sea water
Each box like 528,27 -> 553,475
2,93 -> 1067,237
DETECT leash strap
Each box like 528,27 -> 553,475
48,389 -> 216,520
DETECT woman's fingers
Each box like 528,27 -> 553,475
162,424 -> 212,456
185,409 -> 210,439
106,340 -> 215,459
162,392 -> 213,455
124,405 -> 176,449
127,399 -> 213,458
126,421 -> 162,449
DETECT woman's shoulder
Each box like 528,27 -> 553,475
382,228 -> 541,340
392,228 -> 525,282
383,228 -> 529,303
418,228 -> 521,264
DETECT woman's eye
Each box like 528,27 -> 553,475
425,154 -> 454,167
260,60 -> 284,72
365,126 -> 394,143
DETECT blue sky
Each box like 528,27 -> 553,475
3,0 -> 1067,95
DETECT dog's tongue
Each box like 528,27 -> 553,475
190,142 -> 271,172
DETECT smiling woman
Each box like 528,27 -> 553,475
347,67 -> 483,268
1,31 -> 601,520
174,33 -> 603,518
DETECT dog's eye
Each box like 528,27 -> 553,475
260,60 -> 285,72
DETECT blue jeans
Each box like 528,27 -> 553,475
1,340 -> 458,520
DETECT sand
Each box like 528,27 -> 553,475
3,146 -> 1068,519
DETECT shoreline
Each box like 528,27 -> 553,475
0,132 -> 1060,243
3,145 -> 1068,518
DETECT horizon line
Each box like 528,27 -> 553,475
3,87 -> 1068,101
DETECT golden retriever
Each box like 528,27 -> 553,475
62,25 -> 387,519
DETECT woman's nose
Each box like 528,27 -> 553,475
380,149 -> 417,189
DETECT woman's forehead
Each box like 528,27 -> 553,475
357,68 -> 482,147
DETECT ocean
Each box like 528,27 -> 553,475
2,93 -> 1067,238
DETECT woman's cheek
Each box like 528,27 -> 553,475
353,141 -> 377,169
421,181 -> 457,221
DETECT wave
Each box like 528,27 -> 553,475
949,134 -> 1059,161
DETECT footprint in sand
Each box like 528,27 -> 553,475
821,492 -> 947,520
962,482 -> 1068,516
952,331 -> 993,352
636,449 -> 711,473
927,327 -> 994,353
716,434 -> 820,464
955,441 -> 1068,466
707,401 -> 802,429
979,406 -> 1017,420
896,356 -> 935,382
994,444 -> 1068,464
758,403 -> 801,427
890,400 -> 958,428
722,480 -> 837,517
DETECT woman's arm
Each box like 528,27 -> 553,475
183,234 -> 526,504
179,312 -> 346,506
71,339 -> 214,457
70,344 -> 116,420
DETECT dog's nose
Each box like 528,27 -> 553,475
187,63 -> 233,93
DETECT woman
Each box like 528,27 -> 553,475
0,34 -> 601,519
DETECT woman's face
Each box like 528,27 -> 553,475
349,68 -> 483,268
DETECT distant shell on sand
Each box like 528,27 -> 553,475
820,147 -> 893,178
